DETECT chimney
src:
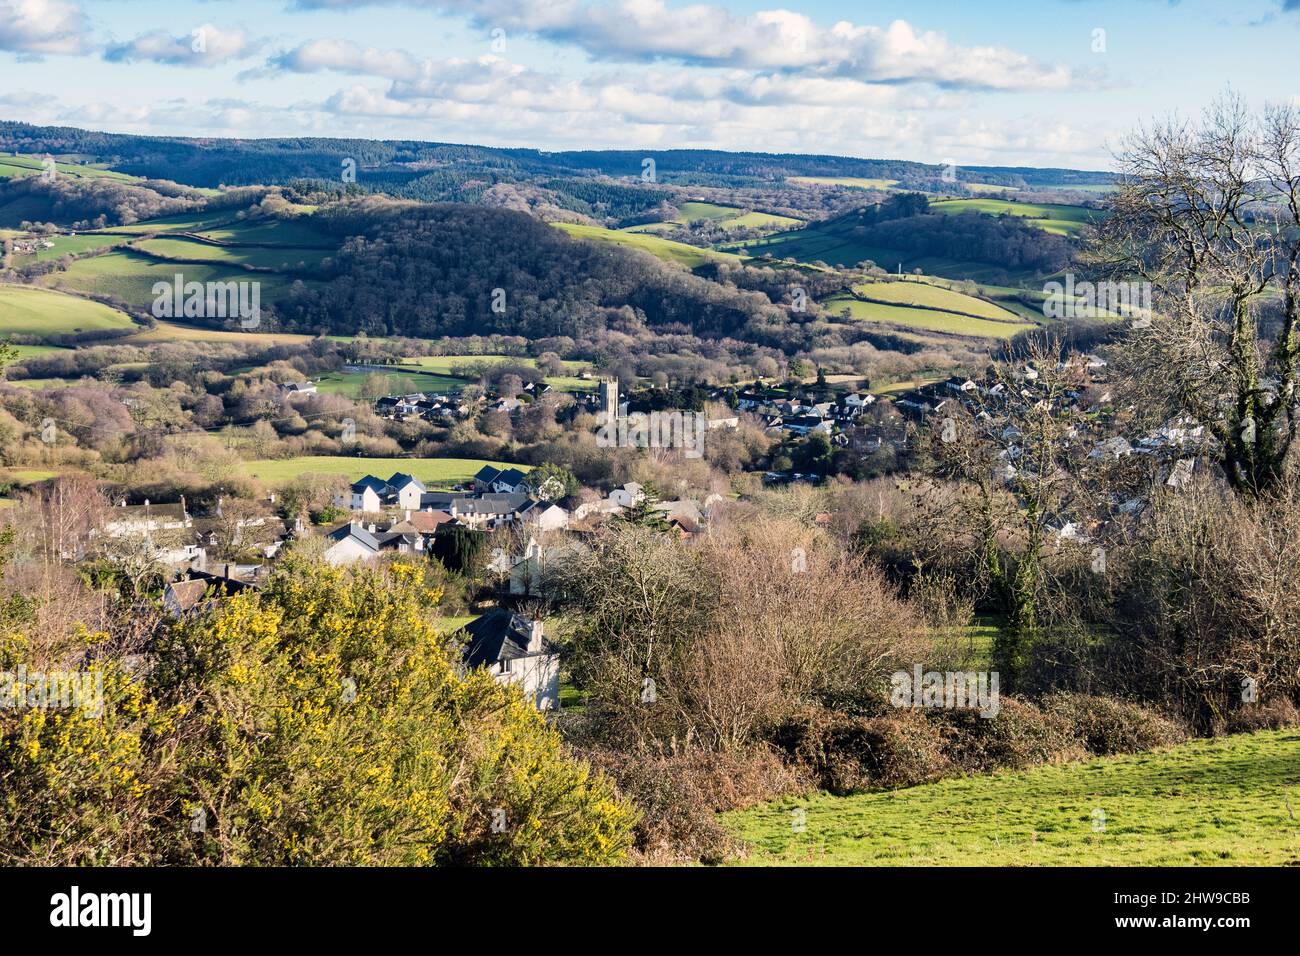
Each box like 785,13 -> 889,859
367,523 -> 376,533
528,619 -> 544,652
215,496 -> 223,518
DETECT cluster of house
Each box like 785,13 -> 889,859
731,387 -> 877,439
375,391 -> 472,422
372,379 -> 555,423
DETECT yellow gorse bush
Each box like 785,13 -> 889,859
0,557 -> 636,866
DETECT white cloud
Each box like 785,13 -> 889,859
104,23 -> 263,67
0,0 -> 88,55
292,0 -> 1085,91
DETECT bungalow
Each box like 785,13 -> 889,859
461,609 -> 560,710
280,381 -> 318,398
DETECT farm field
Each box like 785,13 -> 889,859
555,222 -> 746,268
738,229 -> 1040,284
825,295 -> 1037,339
852,280 -> 1024,322
398,353 -> 594,392
0,153 -> 138,182
2,343 -> 69,359
123,320 -> 314,345
134,236 -> 334,270
240,456 -> 529,487
107,211 -> 243,234
40,250 -> 300,309
725,729 -> 1300,866
931,198 -> 1104,237
191,218 -> 336,246
8,232 -> 133,264
0,285 -> 137,338
315,368 -> 464,397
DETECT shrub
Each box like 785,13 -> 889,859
769,705 -> 950,795
937,697 -> 1083,773
1041,693 -> 1188,755
1223,697 -> 1300,735
0,558 -> 637,865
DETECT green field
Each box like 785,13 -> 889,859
2,342 -> 68,360
126,321 -> 315,346
41,250 -> 299,309
107,211 -> 243,235
240,456 -> 529,487
0,285 -> 137,338
725,729 -> 1300,866
625,202 -> 802,236
315,368 -> 464,397
398,353 -> 594,392
555,222 -> 746,268
826,295 -> 1037,339
0,154 -> 138,183
191,218 -> 335,247
8,232 -> 133,264
852,279 -> 1024,322
931,198 -> 1104,237
134,236 -> 334,271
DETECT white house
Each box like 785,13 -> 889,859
461,610 -> 561,710
608,482 -> 644,508
522,502 -> 570,532
387,473 -> 426,511
323,523 -> 382,565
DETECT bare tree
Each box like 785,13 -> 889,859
1091,93 -> 1300,495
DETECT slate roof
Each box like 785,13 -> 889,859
461,608 -> 553,669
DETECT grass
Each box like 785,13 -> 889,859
931,198 -> 1104,237
191,218 -> 335,247
0,285 -> 137,338
555,222 -> 746,268
0,154 -> 138,183
2,343 -> 68,360
315,368 -> 464,397
8,232 -> 132,264
851,279 -> 1024,322
106,211 -> 243,234
240,456 -> 529,487
787,176 -> 899,190
126,321 -> 314,346
40,250 -> 299,309
133,237 -> 333,271
825,295 -> 1037,339
724,729 -> 1300,866
396,354 -> 594,392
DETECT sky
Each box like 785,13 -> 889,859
0,0 -> 1297,170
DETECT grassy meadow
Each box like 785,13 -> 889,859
725,729 -> 1300,866
239,455 -> 529,487
0,285 -> 137,338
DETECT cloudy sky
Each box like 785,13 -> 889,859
1,0 -> 1297,169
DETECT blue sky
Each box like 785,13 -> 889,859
0,0 -> 1296,169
